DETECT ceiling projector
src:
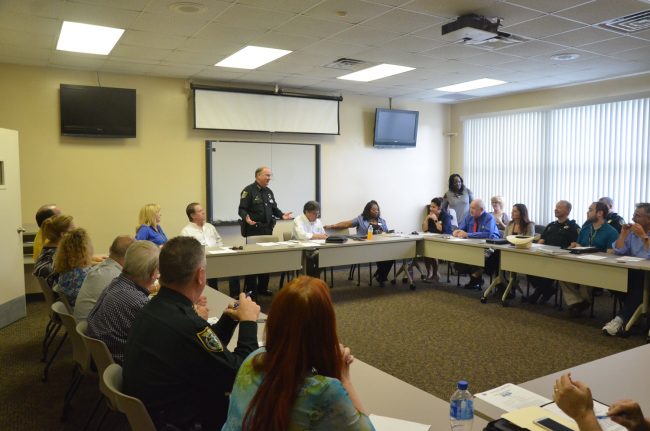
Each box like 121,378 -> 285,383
441,14 -> 503,44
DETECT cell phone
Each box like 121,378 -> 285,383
533,417 -> 574,431
233,291 -> 253,309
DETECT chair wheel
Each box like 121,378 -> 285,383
409,284 -> 416,290
480,297 -> 487,304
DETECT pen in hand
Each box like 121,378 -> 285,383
233,291 -> 253,309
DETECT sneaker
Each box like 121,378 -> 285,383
602,317 -> 624,336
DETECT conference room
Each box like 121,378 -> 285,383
1,0 -> 650,429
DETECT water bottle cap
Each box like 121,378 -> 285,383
457,380 -> 468,390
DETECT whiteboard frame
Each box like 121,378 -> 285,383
205,140 -> 321,225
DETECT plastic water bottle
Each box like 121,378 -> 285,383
450,380 -> 474,431
367,224 -> 373,240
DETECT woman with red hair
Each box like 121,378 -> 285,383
222,276 -> 374,431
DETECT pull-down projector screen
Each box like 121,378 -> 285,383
193,88 -> 339,135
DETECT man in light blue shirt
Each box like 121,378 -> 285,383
602,203 -> 650,337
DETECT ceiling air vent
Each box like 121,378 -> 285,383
597,9 -> 650,33
323,58 -> 368,71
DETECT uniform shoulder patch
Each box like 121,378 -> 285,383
196,326 -> 223,353
241,190 -> 248,199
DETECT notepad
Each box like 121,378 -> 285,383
476,383 -> 551,412
575,254 -> 607,261
256,242 -> 279,246
615,256 -> 645,263
206,249 -> 236,255
369,414 -> 430,431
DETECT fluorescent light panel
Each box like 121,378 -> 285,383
436,78 -> 506,92
337,64 -> 415,82
216,46 -> 292,69
56,21 -> 124,55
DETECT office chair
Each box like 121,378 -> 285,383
103,364 -> 157,431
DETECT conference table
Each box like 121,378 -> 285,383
474,343 -> 650,422
202,285 -> 488,430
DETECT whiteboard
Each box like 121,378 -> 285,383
206,141 -> 320,223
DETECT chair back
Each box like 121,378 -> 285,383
103,364 -> 157,431
282,231 -> 292,241
52,284 -> 74,314
246,235 -> 278,244
51,302 -> 92,374
76,320 -> 116,407
37,277 -> 58,318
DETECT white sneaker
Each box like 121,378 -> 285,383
602,317 -> 624,336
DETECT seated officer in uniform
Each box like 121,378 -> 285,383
123,236 -> 260,430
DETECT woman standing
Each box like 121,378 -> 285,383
222,276 -> 374,431
135,203 -> 168,246
325,200 -> 393,286
443,174 -> 473,221
52,227 -> 94,308
421,197 -> 452,281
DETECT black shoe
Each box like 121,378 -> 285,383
539,287 -> 556,305
568,300 -> 589,318
527,289 -> 542,304
258,290 -> 273,297
463,277 -> 483,290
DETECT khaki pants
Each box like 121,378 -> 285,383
559,281 -> 591,306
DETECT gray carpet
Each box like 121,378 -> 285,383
0,265 -> 644,430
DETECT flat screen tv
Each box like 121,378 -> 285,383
373,108 -> 418,148
60,84 -> 136,138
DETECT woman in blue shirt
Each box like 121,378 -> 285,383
324,200 -> 393,286
222,276 -> 374,431
135,203 -> 167,246
51,227 -> 93,308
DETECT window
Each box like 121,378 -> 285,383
463,97 -> 650,225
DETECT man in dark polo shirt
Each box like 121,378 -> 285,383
238,166 -> 292,299
123,236 -> 260,430
527,200 -> 580,304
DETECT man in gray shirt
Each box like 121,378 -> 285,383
74,235 -> 134,320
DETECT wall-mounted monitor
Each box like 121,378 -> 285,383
373,108 -> 419,148
60,84 -> 136,138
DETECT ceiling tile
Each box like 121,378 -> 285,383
402,0 -> 498,19
259,59 -> 316,74
194,23 -> 265,45
110,44 -> 173,62
413,23 -> 446,40
191,67 -> 244,81
60,1 -> 142,28
179,38 -> 242,56
0,43 -> 52,61
100,59 -> 156,75
380,35 -> 448,53
236,70 -> 289,83
49,51 -> 106,69
579,36 -> 650,55
541,26 -> 620,47
531,48 -> 601,64
131,12 -> 211,36
502,15 -> 585,39
497,40 -> 564,57
0,11 -> 60,35
148,63 -> 204,77
363,9 -> 445,34
632,28 -> 650,41
143,0 -> 231,16
72,0 -> 150,12
235,0 -> 322,14
556,0 -> 650,25
612,45 -> 650,62
304,0 -> 392,24
424,43 -> 486,60
298,40 -> 367,58
0,0 -> 65,18
277,76 -> 324,88
329,25 -> 402,46
503,0 -> 592,14
120,30 -> 187,50
462,51 -> 522,66
0,27 -> 55,49
212,5 -> 296,30
163,50 -> 215,66
249,31 -> 320,51
274,16 -> 353,38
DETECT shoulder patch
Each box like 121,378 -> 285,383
241,190 -> 248,199
196,327 -> 223,353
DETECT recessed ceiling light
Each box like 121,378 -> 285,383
168,2 -> 207,14
550,53 -> 580,61
436,78 -> 506,92
215,46 -> 292,69
56,21 -> 124,55
337,64 -> 415,82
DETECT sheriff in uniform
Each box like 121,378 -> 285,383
238,166 -> 292,297
123,237 -> 260,431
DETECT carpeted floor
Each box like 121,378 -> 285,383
1,264 -> 644,430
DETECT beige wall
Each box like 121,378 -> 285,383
449,73 -> 650,174
0,63 -> 448,256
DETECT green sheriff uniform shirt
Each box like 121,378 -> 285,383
123,287 -> 258,430
238,182 -> 284,237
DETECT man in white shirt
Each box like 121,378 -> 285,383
74,235 -> 134,320
181,203 -> 223,246
292,201 -> 328,240
181,202 -> 240,297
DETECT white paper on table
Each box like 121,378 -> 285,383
369,414 -> 430,431
476,383 -> 552,412
445,237 -> 465,242
256,242 -> 279,246
310,239 -> 326,244
543,402 -> 625,431
616,256 -> 645,263
299,241 -> 321,247
575,254 -> 607,261
206,249 -> 236,255
275,241 -> 295,245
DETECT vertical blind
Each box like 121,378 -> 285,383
464,97 -> 650,225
